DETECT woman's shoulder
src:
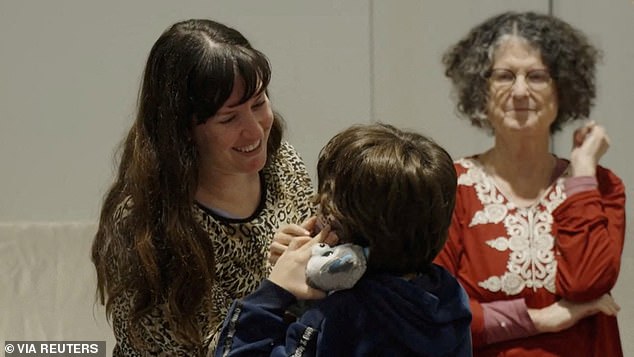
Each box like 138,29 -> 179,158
453,155 -> 483,176
596,164 -> 626,194
265,141 -> 313,190
596,164 -> 623,182
263,141 -> 315,217
556,156 -> 625,189
271,141 -> 306,168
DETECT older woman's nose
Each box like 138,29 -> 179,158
511,76 -> 530,97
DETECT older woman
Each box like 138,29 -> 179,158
435,11 -> 626,356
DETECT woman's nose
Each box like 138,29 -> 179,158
511,76 -> 530,97
242,110 -> 263,136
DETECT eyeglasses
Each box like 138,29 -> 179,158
488,68 -> 552,91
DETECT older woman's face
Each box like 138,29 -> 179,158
486,37 -> 558,137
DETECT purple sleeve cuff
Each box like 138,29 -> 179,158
482,299 -> 538,344
564,176 -> 598,197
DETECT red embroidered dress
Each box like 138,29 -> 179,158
435,157 -> 626,356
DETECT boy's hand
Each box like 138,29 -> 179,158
268,227 -> 332,300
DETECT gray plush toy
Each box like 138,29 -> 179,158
305,243 -> 368,292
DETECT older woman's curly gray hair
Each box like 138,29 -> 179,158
443,11 -> 600,133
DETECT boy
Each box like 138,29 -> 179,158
215,123 -> 472,356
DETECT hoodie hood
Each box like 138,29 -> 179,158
339,264 -> 472,356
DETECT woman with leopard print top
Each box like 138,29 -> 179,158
91,19 -> 314,356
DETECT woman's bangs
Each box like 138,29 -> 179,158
233,47 -> 271,103
191,48 -> 236,122
191,47 -> 271,123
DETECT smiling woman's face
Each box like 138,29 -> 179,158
192,77 -> 273,177
486,36 -> 558,137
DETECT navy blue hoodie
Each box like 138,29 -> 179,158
215,264 -> 472,356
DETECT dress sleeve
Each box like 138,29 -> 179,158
451,293 -> 538,348
553,167 -> 626,301
481,299 -> 538,344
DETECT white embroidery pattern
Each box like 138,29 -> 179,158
457,158 -> 566,296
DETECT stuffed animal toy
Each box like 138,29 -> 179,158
306,243 -> 368,292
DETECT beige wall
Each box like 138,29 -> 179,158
1,0 -> 631,355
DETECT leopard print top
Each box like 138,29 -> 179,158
110,141 -> 315,356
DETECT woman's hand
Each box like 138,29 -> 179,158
570,121 -> 610,177
269,216 -> 339,266
268,227 -> 333,300
268,217 -> 316,266
528,293 -> 620,333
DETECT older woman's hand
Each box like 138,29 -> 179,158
570,121 -> 610,177
528,293 -> 620,333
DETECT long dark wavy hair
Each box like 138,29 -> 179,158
442,11 -> 600,133
91,19 -> 284,349
314,123 -> 456,276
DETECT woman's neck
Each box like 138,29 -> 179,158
479,137 -> 556,207
195,172 -> 262,219
485,144 -> 553,178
